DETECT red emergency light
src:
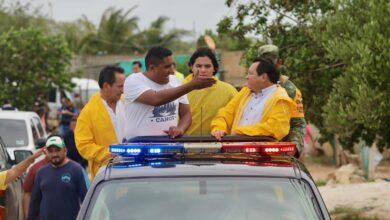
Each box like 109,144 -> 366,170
221,142 -> 296,156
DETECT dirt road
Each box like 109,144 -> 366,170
306,161 -> 390,219
319,181 -> 390,219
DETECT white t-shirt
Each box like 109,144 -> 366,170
120,73 -> 188,140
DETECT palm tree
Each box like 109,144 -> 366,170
58,16 -> 97,54
136,16 -> 190,52
93,6 -> 139,54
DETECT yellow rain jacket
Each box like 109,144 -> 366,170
0,171 -> 7,190
75,93 -> 118,179
211,86 -> 294,140
183,74 -> 237,135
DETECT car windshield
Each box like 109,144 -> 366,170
0,119 -> 29,148
85,177 -> 321,220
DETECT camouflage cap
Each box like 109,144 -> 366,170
258,44 -> 279,64
258,44 -> 279,56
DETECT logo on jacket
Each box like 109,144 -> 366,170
150,102 -> 177,122
61,173 -> 72,183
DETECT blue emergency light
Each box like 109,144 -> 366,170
110,143 -> 184,158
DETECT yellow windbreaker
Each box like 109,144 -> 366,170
75,93 -> 118,179
183,74 -> 238,135
211,86 -> 294,140
0,171 -> 7,190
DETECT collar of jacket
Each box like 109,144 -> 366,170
231,86 -> 293,128
90,93 -> 118,141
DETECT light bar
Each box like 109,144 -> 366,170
222,142 -> 296,156
110,141 -> 296,159
184,142 -> 222,153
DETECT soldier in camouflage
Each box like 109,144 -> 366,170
258,45 -> 306,158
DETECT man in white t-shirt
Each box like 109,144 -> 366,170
132,61 -> 143,74
120,46 -> 216,140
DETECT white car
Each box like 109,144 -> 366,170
0,111 -> 47,161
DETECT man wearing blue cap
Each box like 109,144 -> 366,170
27,136 -> 89,220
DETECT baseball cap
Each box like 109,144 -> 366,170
258,45 -> 279,64
45,136 -> 65,148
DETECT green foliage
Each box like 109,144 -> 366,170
314,180 -> 326,187
174,59 -> 190,76
0,1 -> 50,33
91,7 -> 139,54
218,0 -> 389,150
0,28 -> 76,110
58,10 -> 191,55
322,0 -> 390,151
135,16 -> 191,53
58,16 -> 99,55
0,3 -> 193,55
331,206 -> 379,220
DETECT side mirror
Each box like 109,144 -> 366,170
35,138 -> 46,149
14,150 -> 33,164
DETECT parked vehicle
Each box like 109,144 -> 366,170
0,111 -> 47,161
0,137 -> 23,220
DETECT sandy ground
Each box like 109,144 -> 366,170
306,162 -> 390,219
319,182 -> 390,219
306,163 -> 337,181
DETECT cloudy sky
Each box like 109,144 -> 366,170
4,0 -> 235,36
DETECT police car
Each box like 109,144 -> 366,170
77,136 -> 330,220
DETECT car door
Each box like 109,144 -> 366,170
0,137 -> 23,220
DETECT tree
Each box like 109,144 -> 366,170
57,16 -> 97,55
136,16 -> 190,53
218,0 -> 389,150
0,28 -> 76,110
0,1 -> 50,33
92,7 -> 139,54
321,0 -> 390,151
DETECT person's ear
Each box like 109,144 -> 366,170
260,73 -> 268,82
102,82 -> 110,90
149,64 -> 156,72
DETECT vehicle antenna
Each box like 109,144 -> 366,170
200,106 -> 203,138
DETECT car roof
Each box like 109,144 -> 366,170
97,156 -> 311,181
0,111 -> 39,120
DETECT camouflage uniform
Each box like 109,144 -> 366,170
258,45 -> 306,155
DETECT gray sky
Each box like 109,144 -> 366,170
5,0 -> 233,37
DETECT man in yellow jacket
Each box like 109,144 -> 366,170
258,44 -> 306,156
75,66 -> 125,179
184,47 -> 237,135
211,58 -> 294,141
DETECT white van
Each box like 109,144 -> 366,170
47,77 -> 100,119
0,111 -> 47,161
